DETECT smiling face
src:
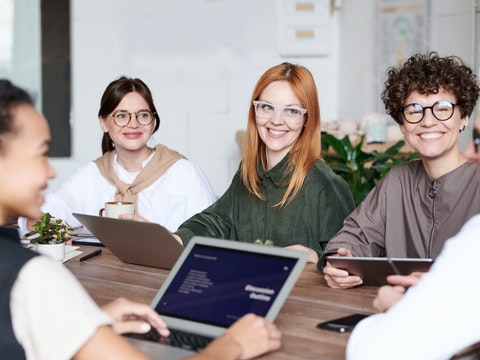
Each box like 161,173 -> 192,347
255,81 -> 306,169
99,91 -> 155,153
0,104 -> 56,222
400,89 -> 468,166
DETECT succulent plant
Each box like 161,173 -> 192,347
30,213 -> 73,245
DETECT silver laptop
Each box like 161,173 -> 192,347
126,236 -> 308,357
72,213 -> 183,270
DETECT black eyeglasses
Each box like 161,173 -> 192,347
400,100 -> 456,124
110,110 -> 155,127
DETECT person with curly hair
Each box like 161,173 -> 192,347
318,52 -> 480,289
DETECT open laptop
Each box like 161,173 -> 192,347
125,236 -> 308,358
72,213 -> 183,270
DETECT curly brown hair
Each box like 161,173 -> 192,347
381,52 -> 480,125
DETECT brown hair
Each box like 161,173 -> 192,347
382,52 -> 480,124
98,76 -> 160,153
241,62 -> 321,207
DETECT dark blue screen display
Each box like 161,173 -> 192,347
154,244 -> 298,327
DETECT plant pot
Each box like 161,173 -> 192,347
35,242 -> 65,262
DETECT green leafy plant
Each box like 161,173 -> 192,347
321,132 -> 419,205
30,213 -> 73,245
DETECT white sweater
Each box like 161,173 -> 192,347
19,156 -> 216,232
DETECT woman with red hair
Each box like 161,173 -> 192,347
174,63 -> 355,262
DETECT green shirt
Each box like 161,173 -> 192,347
175,154 -> 355,255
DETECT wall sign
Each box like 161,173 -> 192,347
278,0 -> 332,56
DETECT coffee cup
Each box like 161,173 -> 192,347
99,201 -> 135,219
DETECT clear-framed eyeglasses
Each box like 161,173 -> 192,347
253,100 -> 307,124
401,100 -> 456,124
110,110 -> 155,127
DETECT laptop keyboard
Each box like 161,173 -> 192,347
164,329 -> 214,351
130,326 -> 214,352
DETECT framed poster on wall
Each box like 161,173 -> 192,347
375,0 -> 430,111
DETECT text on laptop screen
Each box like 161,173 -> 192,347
154,243 -> 298,328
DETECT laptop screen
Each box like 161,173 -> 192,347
153,243 -> 299,328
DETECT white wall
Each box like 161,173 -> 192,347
49,0 -> 340,196
48,0 -> 476,195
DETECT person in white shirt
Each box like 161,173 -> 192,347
18,76 -> 216,231
347,213 -> 480,359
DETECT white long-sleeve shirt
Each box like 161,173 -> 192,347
347,214 -> 480,359
19,155 -> 216,232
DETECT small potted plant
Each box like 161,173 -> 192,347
30,213 -> 73,261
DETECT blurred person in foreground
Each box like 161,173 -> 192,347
0,79 -> 280,359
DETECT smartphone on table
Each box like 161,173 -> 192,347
316,313 -> 369,333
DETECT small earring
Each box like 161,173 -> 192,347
460,125 -> 466,133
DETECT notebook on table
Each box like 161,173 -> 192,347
72,213 -> 183,270
70,226 -> 103,246
125,236 -> 308,357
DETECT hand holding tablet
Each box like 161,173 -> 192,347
326,256 -> 433,286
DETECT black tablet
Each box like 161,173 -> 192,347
326,256 -> 434,286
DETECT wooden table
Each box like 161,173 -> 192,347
66,245 -> 378,359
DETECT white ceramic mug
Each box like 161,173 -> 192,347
99,201 -> 135,219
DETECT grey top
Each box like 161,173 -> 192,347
318,160 -> 480,272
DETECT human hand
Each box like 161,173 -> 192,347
372,273 -> 422,313
285,244 -> 318,263
101,297 -> 169,337
323,248 -> 363,289
372,285 -> 406,313
117,214 -> 149,222
220,313 -> 281,359
385,272 -> 422,288
172,233 -> 183,245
